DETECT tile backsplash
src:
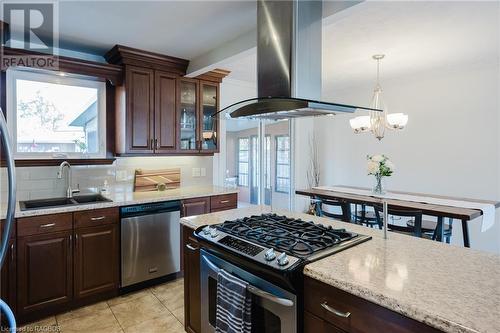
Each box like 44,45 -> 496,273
0,156 -> 213,202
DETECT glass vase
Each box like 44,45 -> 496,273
372,175 -> 386,195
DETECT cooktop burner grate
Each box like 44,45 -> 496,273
216,213 -> 358,259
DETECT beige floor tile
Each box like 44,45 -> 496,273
110,293 -> 168,329
170,306 -> 185,325
153,284 -> 184,311
56,301 -> 109,323
57,308 -> 120,333
150,278 -> 184,295
19,316 -> 59,332
122,313 -> 184,333
107,288 -> 153,307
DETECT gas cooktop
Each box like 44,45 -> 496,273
195,213 -> 371,271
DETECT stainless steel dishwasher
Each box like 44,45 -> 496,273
120,200 -> 181,287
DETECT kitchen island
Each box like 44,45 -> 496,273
180,205 -> 500,333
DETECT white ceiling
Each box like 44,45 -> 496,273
55,1 -> 256,59
218,1 -> 499,91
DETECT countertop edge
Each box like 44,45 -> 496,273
302,267 -> 481,333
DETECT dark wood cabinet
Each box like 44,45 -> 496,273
178,79 -> 220,154
183,225 -> 201,333
125,65 -> 155,153
15,208 -> 120,323
1,238 -> 16,316
107,45 -> 225,156
304,277 -> 441,333
74,224 -> 119,300
155,70 -> 178,153
17,230 -> 73,318
199,81 -> 220,153
304,311 -> 347,333
181,197 -> 211,217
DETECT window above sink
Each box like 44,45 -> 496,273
6,68 -> 107,160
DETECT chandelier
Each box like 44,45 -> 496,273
349,54 -> 408,140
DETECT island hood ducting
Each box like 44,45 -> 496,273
214,0 -> 381,120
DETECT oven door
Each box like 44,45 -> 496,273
200,249 -> 296,333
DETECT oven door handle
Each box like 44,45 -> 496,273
201,254 -> 294,308
247,285 -> 294,307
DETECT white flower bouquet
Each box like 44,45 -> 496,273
367,154 -> 395,194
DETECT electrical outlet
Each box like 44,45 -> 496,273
200,168 -> 206,177
192,168 -> 201,177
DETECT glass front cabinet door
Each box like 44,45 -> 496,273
199,82 -> 219,153
177,79 -> 219,154
178,79 -> 199,152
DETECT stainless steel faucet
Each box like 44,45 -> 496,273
57,161 -> 80,198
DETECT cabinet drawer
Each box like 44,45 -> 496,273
74,208 -> 119,229
181,197 -> 210,217
210,193 -> 237,210
18,213 -> 72,237
304,277 -> 441,333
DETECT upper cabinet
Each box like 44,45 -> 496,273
106,45 -> 227,156
179,78 -> 199,153
200,81 -> 219,153
178,79 -> 220,154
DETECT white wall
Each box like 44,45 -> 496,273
315,60 -> 500,254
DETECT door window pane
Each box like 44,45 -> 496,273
275,135 -> 290,193
238,137 -> 249,186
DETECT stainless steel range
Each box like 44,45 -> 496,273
194,213 -> 371,333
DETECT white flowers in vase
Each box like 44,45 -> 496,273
367,154 -> 395,194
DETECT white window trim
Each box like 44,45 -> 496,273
6,68 -> 107,159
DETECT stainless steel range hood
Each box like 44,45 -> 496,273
216,0 -> 381,120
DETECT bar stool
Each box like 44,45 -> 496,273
373,205 -> 452,242
315,198 -> 352,223
352,203 -> 381,229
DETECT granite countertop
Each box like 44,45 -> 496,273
180,206 -> 500,333
2,185 -> 238,219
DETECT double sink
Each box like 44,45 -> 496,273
20,194 -> 112,211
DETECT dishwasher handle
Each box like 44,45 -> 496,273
120,200 -> 181,218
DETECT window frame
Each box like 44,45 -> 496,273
6,68 -> 107,159
237,137 -> 250,187
275,135 -> 290,194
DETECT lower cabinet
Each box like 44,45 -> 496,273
304,311 -> 347,333
74,224 -> 119,300
17,230 -> 73,318
1,238 -> 16,320
16,209 -> 119,323
304,277 -> 441,333
181,197 -> 211,217
183,225 -> 201,333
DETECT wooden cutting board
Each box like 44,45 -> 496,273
133,168 -> 181,192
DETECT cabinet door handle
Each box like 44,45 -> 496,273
219,200 -> 230,204
186,243 -> 198,251
321,302 -> 351,318
150,139 -> 154,150
155,138 -> 159,150
10,243 -> 14,263
69,235 -> 72,250
90,216 -> 106,221
39,223 -> 56,228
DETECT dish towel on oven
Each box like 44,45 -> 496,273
216,269 -> 252,333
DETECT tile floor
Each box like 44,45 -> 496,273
19,278 -> 185,333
